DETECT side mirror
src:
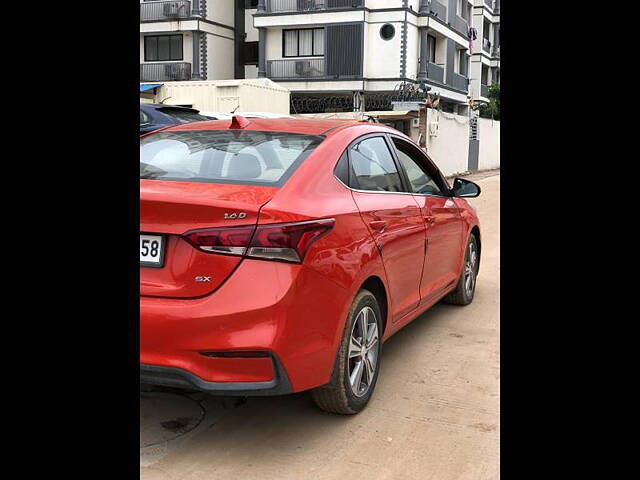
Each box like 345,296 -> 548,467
452,177 -> 481,198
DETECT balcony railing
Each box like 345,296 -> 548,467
451,15 -> 468,35
140,1 -> 192,22
484,0 -> 500,13
482,37 -> 492,53
448,71 -> 468,92
140,62 -> 192,81
425,0 -> 446,19
481,83 -> 489,98
426,62 -> 444,84
265,0 -> 363,14
267,58 -> 326,79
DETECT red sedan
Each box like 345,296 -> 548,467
140,116 -> 481,414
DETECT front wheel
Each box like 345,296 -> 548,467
311,289 -> 382,415
443,234 -> 479,306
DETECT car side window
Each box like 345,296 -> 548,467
349,137 -> 403,192
392,139 -> 444,196
334,151 -> 350,186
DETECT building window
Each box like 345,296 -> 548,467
144,34 -> 183,62
481,65 -> 489,85
455,50 -> 468,76
380,24 -> 396,41
243,41 -> 259,65
427,34 -> 436,63
457,0 -> 466,19
283,28 -> 324,57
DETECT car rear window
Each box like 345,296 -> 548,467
159,108 -> 210,124
140,130 -> 323,186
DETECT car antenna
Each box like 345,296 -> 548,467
158,96 -> 172,104
231,104 -> 240,113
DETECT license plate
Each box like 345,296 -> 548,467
140,234 -> 165,267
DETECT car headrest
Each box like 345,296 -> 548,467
228,153 -> 262,179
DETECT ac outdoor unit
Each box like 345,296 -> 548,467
412,118 -> 420,128
163,2 -> 180,17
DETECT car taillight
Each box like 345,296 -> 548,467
183,226 -> 255,256
248,219 -> 335,263
182,219 -> 335,264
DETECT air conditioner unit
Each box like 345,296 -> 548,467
412,118 -> 420,128
295,60 -> 312,77
163,2 -> 180,17
428,121 -> 439,137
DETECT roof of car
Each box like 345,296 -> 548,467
161,117 -> 377,136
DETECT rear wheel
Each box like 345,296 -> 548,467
311,290 -> 382,414
443,234 -> 479,305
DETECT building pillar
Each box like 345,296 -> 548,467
419,0 -> 430,13
192,31 -> 202,80
192,0 -> 202,17
418,27 -> 428,81
257,0 -> 266,13
258,28 -> 267,78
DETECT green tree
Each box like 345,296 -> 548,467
473,83 -> 500,121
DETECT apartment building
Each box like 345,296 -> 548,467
139,1 -> 500,114
139,1 -> 260,82
252,0 -> 478,114
469,0 -> 500,102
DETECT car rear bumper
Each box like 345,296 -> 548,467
140,354 -> 293,396
140,258 -> 352,394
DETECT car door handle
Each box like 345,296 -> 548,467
369,220 -> 387,231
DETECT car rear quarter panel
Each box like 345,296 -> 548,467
258,124 -> 401,340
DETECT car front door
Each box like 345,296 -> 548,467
389,135 -> 464,304
344,135 -> 426,323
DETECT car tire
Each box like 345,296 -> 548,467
311,289 -> 382,415
443,234 -> 479,306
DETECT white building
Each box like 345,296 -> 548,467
139,1 -> 260,82
139,1 -> 500,115
253,0 -> 484,114
468,0 -> 500,103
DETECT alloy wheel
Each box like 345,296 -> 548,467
348,306 -> 379,397
464,241 -> 478,297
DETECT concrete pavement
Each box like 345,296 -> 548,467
140,172 -> 500,480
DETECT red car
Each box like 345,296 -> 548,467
140,116 -> 481,414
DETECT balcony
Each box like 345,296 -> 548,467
140,62 -> 192,81
426,62 -> 444,84
424,0 -> 446,19
491,44 -> 500,58
481,83 -> 489,98
451,15 -> 468,35
265,0 -> 363,14
448,71 -> 468,92
484,0 -> 500,13
267,58 -> 326,79
140,1 -> 192,22
482,37 -> 492,54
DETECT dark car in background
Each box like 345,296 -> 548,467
139,104 -> 211,135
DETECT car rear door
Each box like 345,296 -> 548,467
389,135 -> 464,303
344,134 -> 426,323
